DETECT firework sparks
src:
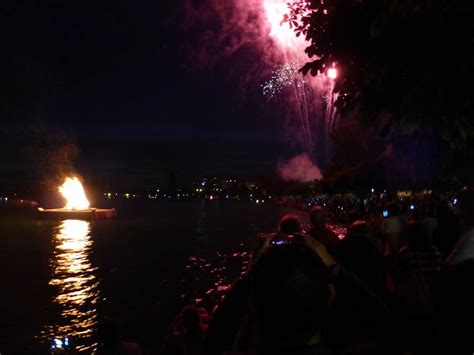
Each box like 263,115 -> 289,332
262,61 -> 306,99
260,0 -> 339,167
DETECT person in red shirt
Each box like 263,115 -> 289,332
308,206 -> 340,250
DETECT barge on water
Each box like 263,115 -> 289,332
37,207 -> 117,220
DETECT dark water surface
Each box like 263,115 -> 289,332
0,200 -> 311,353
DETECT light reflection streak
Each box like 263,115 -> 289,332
42,220 -> 100,352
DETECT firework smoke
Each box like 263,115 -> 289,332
278,153 -> 322,182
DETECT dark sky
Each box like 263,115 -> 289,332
0,1 -> 290,190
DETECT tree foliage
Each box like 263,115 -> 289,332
287,0 -> 474,154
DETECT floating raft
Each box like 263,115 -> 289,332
37,208 -> 117,220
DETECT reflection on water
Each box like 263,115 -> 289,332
177,201 -> 251,310
180,221 -> 346,311
181,248 -> 250,309
42,220 -> 100,352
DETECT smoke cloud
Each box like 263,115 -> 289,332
278,153 -> 322,182
182,0 -> 283,82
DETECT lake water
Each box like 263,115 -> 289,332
0,200 -> 315,353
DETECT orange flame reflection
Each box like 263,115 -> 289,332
43,220 -> 99,352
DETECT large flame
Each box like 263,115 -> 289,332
59,177 -> 90,210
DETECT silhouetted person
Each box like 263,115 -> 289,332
393,221 -> 443,315
336,221 -> 389,298
249,243 -> 334,354
308,206 -> 340,250
206,234 -> 389,354
422,200 -> 438,244
250,214 -> 303,266
278,213 -> 302,235
432,201 -> 461,257
163,305 -> 210,355
432,190 -> 474,352
381,202 -> 406,256
435,259 -> 474,352
398,221 -> 443,284
448,189 -> 474,265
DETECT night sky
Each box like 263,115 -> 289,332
0,1 -> 290,191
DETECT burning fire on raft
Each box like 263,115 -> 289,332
37,176 -> 116,220
59,177 -> 90,210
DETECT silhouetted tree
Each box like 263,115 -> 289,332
288,0 -> 474,182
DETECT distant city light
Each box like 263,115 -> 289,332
371,188 -> 375,193
53,339 -> 63,348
